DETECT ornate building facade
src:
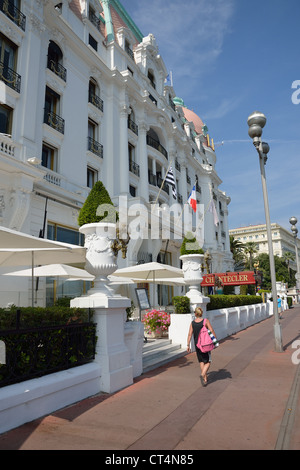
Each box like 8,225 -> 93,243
0,0 -> 233,306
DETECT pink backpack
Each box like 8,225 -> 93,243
196,319 -> 214,353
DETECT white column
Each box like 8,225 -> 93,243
137,123 -> 149,201
119,105 -> 130,194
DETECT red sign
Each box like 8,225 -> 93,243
201,271 -> 256,287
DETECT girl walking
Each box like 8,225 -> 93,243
187,307 -> 217,386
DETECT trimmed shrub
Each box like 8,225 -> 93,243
180,232 -> 204,256
207,295 -> 262,311
172,296 -> 191,313
78,181 -> 118,226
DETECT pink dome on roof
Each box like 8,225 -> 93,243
182,107 -> 205,135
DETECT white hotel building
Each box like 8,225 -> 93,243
0,0 -> 233,307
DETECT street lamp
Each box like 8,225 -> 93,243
289,217 -> 300,297
247,111 -> 283,352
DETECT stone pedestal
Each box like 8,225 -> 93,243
71,294 -> 132,394
71,222 -> 133,393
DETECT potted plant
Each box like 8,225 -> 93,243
142,309 -> 170,338
78,181 -> 119,295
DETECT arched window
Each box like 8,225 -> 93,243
47,41 -> 66,81
88,78 -> 103,112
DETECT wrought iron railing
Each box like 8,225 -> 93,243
0,0 -> 26,31
0,322 -> 97,388
44,109 -> 65,134
87,136 -> 103,158
0,61 -> 21,93
47,57 -> 67,82
146,135 -> 168,159
128,118 -> 138,135
88,90 -> 104,112
129,160 -> 140,176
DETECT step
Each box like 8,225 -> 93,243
142,338 -> 187,373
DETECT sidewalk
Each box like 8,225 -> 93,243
0,306 -> 300,450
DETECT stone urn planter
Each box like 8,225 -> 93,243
180,253 -> 204,291
80,222 -> 117,296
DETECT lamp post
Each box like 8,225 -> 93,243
247,111 -> 283,352
289,217 -> 300,298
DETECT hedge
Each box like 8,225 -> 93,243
0,306 -> 92,330
206,295 -> 262,311
172,296 -> 191,313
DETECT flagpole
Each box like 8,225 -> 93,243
152,160 -> 174,210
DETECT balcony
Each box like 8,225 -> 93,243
125,44 -> 134,61
0,62 -> 21,93
87,136 -> 103,158
44,109 -> 65,134
129,160 -> 140,176
47,57 -> 67,82
146,135 -> 168,160
88,90 -> 104,112
128,117 -> 138,136
0,0 -> 26,31
148,172 -> 169,194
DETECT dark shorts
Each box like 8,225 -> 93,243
195,346 -> 210,364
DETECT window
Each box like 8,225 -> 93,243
89,34 -> 98,51
87,167 -> 98,188
88,78 -> 103,111
148,70 -> 156,89
42,143 -> 58,172
44,86 -> 65,134
0,33 -> 20,92
47,223 -> 84,246
129,185 -> 136,197
47,41 -> 66,81
0,104 -> 12,134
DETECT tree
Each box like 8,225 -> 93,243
256,253 -> 296,289
243,242 -> 258,270
230,236 -> 245,271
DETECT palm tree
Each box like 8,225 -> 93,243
230,236 -> 245,271
243,242 -> 258,270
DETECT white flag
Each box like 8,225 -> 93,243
209,199 -> 219,226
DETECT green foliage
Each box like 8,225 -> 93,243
78,181 -> 118,226
172,296 -> 191,313
0,305 -> 92,330
255,253 -> 296,289
206,295 -> 262,311
180,232 -> 204,256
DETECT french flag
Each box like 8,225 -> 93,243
188,185 -> 197,213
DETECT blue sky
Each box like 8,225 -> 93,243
120,0 -> 300,232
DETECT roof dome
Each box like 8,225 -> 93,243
182,108 -> 205,135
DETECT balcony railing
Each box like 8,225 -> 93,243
44,109 -> 65,134
148,172 -> 169,194
125,44 -> 134,61
129,160 -> 140,176
47,57 -> 67,82
128,118 -> 138,135
88,9 -> 101,30
0,0 -> 26,31
0,61 -> 21,93
88,90 -> 104,112
87,136 -> 103,158
146,135 -> 168,159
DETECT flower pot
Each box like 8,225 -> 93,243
80,222 -> 117,295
